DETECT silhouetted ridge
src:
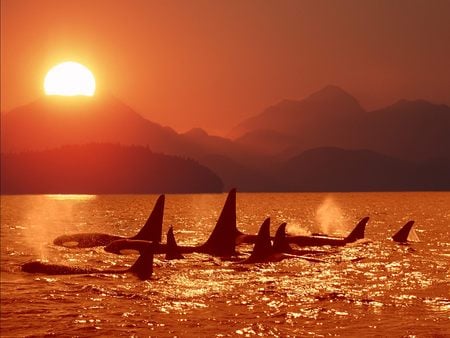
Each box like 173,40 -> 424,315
361,99 -> 450,161
0,94 -> 250,165
230,85 -> 364,140
280,147 -> 450,191
304,85 -> 363,111
1,144 -> 223,194
3,87 -> 449,192
184,128 -> 209,138
235,129 -> 297,155
389,99 -> 448,111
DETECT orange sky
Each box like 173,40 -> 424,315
2,0 -> 450,134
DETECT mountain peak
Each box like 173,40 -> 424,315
1,94 -> 186,154
229,85 -> 365,139
305,85 -> 362,110
184,127 -> 209,138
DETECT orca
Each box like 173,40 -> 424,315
22,245 -> 154,280
272,223 -> 329,259
103,226 -> 185,260
285,217 -> 369,247
105,189 -> 239,257
272,223 -> 291,253
236,216 -> 369,247
392,221 -> 415,243
53,194 -> 165,248
165,226 -> 184,260
240,219 -> 326,264
240,218 -> 280,263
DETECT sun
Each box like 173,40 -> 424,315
44,61 -> 96,96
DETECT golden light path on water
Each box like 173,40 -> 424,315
1,192 -> 449,336
45,194 -> 97,201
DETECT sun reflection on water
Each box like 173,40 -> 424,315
45,194 -> 97,201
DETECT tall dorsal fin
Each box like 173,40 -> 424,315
128,244 -> 154,280
132,194 -> 165,242
200,189 -> 237,256
245,218 -> 273,262
272,223 -> 292,253
165,226 -> 184,260
392,221 -> 415,242
345,216 -> 369,243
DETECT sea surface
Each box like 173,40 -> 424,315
1,192 -> 449,337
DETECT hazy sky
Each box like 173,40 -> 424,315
2,0 -> 450,134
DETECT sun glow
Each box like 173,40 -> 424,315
44,61 -> 96,96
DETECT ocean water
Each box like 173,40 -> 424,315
1,192 -> 449,337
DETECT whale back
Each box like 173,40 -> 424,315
22,261 -> 100,275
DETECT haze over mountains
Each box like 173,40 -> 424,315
2,86 -> 449,192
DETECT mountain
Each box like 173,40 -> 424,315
357,99 -> 450,161
235,129 -> 298,155
230,85 -> 365,140
182,129 -> 275,190
230,86 -> 450,161
279,147 -> 450,191
230,86 -> 366,156
2,88 -> 449,192
1,95 -> 268,190
1,144 -> 223,194
197,154 -> 275,191
182,127 -> 253,162
1,95 -> 196,156
1,96 -> 259,161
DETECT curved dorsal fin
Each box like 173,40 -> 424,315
132,195 -> 165,243
272,223 -> 292,253
392,221 -> 415,242
345,216 -> 369,243
245,218 -> 273,262
128,244 -> 154,280
165,226 -> 184,260
200,189 -> 237,256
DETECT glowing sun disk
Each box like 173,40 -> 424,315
44,62 -> 96,96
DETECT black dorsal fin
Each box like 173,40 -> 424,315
345,217 -> 369,243
165,226 -> 184,260
245,218 -> 273,262
200,189 -> 237,256
272,223 -> 292,253
132,195 -> 165,243
128,244 -> 154,280
392,221 -> 415,242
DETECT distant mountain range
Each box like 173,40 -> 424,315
278,147 -> 450,191
2,86 -> 449,192
1,95 -> 255,161
2,95 -> 194,156
231,85 -> 450,161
